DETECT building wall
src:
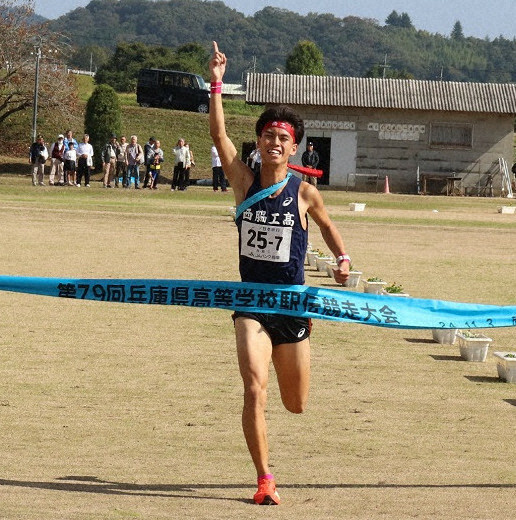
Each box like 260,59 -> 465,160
289,105 -> 514,194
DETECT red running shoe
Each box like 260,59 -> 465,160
253,475 -> 280,505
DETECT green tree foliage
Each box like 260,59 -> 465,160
69,45 -> 110,72
451,21 -> 464,41
365,64 -> 414,79
385,10 -> 413,29
48,0 -> 516,85
285,40 -> 325,75
84,84 -> 121,169
94,41 -> 209,92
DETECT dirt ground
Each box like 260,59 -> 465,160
0,185 -> 515,519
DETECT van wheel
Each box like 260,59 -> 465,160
197,103 -> 209,113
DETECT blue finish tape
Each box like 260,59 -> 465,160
0,276 -> 515,330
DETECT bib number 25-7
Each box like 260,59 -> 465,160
241,221 -> 292,263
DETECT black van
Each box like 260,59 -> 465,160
136,68 -> 210,113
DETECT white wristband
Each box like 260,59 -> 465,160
336,254 -> 351,265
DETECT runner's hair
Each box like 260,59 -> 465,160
255,105 -> 304,145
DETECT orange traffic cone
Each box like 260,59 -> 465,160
384,175 -> 390,194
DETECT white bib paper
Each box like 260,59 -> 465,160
241,220 -> 292,263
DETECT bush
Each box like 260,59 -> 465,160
84,84 -> 122,169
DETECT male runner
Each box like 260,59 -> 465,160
209,41 -> 350,505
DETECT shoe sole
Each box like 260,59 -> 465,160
256,494 -> 280,505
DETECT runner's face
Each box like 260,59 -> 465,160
258,127 -> 297,164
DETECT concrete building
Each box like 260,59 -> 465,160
246,73 -> 516,194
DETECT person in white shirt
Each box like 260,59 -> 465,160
171,138 -> 190,191
63,141 -> 77,186
75,134 -> 94,187
211,144 -> 227,192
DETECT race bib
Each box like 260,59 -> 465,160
241,221 -> 292,263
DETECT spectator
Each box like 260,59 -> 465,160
116,136 -> 129,188
63,130 -> 78,184
211,144 -> 227,192
49,134 -> 66,186
125,135 -> 144,189
76,134 -> 94,188
143,136 -> 156,188
171,138 -> 189,191
301,141 -> 320,187
149,139 -> 164,189
63,129 -> 78,151
248,144 -> 261,175
29,134 -> 48,186
182,141 -> 194,191
63,141 -> 77,186
102,134 -> 118,188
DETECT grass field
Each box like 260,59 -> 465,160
0,177 -> 515,519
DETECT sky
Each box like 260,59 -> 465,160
34,0 -> 516,40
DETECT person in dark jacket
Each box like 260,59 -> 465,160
301,141 -> 320,187
29,135 -> 48,186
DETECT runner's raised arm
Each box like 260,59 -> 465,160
209,41 -> 253,205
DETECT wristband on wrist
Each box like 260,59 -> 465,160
336,254 -> 351,265
210,81 -> 223,94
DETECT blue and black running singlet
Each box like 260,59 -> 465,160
236,174 -> 308,285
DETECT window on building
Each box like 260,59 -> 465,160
429,123 -> 473,148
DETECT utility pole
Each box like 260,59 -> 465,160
381,54 -> 391,79
31,37 -> 42,143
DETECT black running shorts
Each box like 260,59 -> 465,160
232,311 -> 312,347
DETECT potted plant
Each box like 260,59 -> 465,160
343,264 -> 362,288
382,282 -> 409,297
306,248 -> 320,267
349,202 -> 366,212
432,328 -> 458,345
316,251 -> 333,272
457,330 -> 493,362
325,261 -> 338,278
493,352 -> 516,383
363,276 -> 386,294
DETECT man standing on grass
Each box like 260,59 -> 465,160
209,41 -> 350,506
29,134 -> 48,186
76,134 -> 94,188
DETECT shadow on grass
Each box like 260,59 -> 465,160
0,162 -> 29,175
0,476 -> 514,501
504,399 -> 516,407
430,354 -> 463,361
405,338 -> 437,344
464,375 -> 501,384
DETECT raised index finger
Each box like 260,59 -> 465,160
212,41 -> 219,54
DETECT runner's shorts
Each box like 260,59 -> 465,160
232,311 -> 312,346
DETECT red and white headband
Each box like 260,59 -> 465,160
262,121 -> 296,143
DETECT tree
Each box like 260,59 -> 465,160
385,10 -> 413,29
174,43 -> 210,77
84,84 -> 121,169
69,45 -> 110,73
94,42 -> 209,93
0,0 -> 77,138
451,21 -> 464,41
364,64 -> 414,79
285,40 -> 325,75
